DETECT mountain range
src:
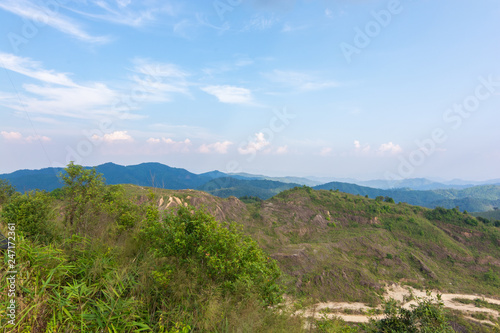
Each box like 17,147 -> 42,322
1,162 -> 500,212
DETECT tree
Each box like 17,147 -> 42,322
384,196 -> 395,203
0,179 -> 15,206
59,162 -> 105,233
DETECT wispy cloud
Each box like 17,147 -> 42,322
0,53 -> 141,120
263,70 -> 339,92
202,57 -> 254,76
201,85 -> 252,104
130,58 -> 191,102
66,1 -> 176,28
243,14 -> 279,31
0,0 -> 109,43
0,53 -> 76,86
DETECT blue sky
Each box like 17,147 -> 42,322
1,0 -> 499,181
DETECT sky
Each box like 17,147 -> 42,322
0,0 -> 499,181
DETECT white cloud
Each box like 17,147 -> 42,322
26,135 -> 51,143
1,131 -> 50,143
0,53 -> 146,120
238,133 -> 270,155
147,138 -> 161,144
201,85 -> 252,104
263,70 -> 339,92
92,131 -> 134,143
0,53 -> 76,86
0,0 -> 109,43
1,131 -> 23,140
199,141 -> 233,154
378,142 -> 403,155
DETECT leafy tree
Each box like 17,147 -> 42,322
59,162 -> 105,233
2,190 -> 56,243
0,179 -> 15,205
384,196 -> 395,204
375,196 -> 384,202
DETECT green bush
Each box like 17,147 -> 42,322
141,206 -> 283,305
1,190 -> 57,243
364,294 -> 454,333
0,179 -> 15,205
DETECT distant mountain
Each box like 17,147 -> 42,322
198,177 -> 301,200
0,167 -> 64,192
2,163 -> 499,212
0,162 -> 227,192
229,173 -> 321,186
313,182 -> 500,212
352,178 -> 474,190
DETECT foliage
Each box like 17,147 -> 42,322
1,190 -> 57,243
239,195 -> 263,204
59,162 -> 106,233
384,196 -> 395,204
363,294 -> 454,333
313,314 -> 359,332
141,205 -> 283,305
0,179 -> 15,206
424,206 -> 478,226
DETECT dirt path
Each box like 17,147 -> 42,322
296,284 -> 500,325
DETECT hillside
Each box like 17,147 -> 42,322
2,166 -> 500,331
314,182 -> 500,212
198,177 -> 301,200
87,184 -> 500,304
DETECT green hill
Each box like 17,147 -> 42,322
1,166 -> 500,332
314,182 -> 500,212
198,177 -> 301,200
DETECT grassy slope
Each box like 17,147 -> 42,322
2,183 -> 499,331
122,185 -> 500,305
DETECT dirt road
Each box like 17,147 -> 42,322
296,284 -> 500,325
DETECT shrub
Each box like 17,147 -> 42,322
0,179 -> 15,205
363,294 -> 454,333
1,190 -> 56,243
384,196 -> 395,204
141,206 -> 283,305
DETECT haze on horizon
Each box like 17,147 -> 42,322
1,0 -> 499,181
